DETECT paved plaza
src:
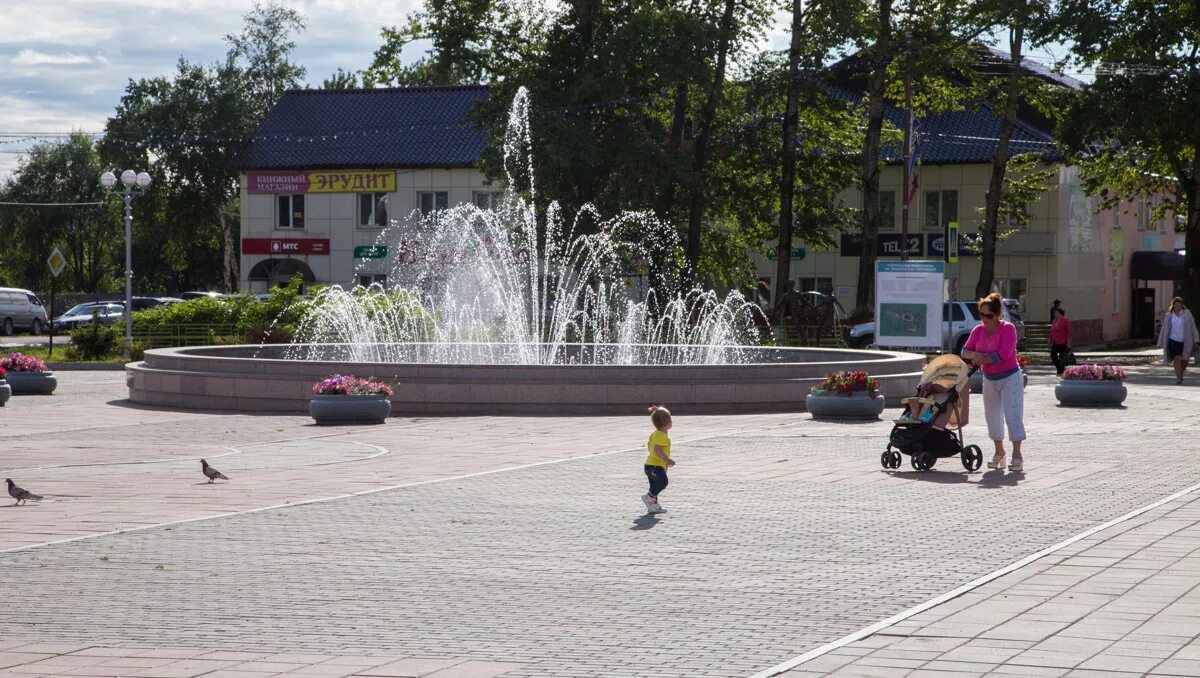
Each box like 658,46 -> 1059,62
3,367 -> 1200,677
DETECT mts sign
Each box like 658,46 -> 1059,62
241,238 -> 330,255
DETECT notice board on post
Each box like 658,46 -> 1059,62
875,260 -> 945,350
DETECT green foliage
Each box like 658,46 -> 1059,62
964,152 -> 1055,252
0,133 -> 119,293
66,321 -> 122,361
242,275 -> 313,341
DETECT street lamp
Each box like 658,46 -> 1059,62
100,169 -> 152,359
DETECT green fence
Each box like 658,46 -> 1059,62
132,324 -> 242,348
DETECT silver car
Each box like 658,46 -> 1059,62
0,287 -> 49,336
52,303 -> 125,332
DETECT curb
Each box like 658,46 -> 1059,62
47,362 -> 127,371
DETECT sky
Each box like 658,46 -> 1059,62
0,0 -> 1074,183
0,0 -> 424,180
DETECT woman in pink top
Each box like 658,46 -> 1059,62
1049,307 -> 1072,375
961,292 -> 1026,472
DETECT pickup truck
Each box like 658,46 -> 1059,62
846,299 -> 1026,353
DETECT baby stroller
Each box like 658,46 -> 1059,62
880,355 -> 983,472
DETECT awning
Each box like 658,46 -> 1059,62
247,258 -> 317,282
1130,251 -> 1185,281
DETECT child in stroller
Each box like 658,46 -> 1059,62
881,354 -> 984,472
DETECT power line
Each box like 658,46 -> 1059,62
0,201 -> 105,206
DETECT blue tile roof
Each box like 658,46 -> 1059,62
236,85 -> 489,170
823,83 -> 1062,165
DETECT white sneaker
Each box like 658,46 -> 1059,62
1009,457 -> 1024,472
650,502 -> 667,514
641,494 -> 655,511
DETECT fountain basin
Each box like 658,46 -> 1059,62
126,343 -> 925,415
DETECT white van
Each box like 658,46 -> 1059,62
0,287 -> 50,335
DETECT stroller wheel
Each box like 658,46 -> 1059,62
890,450 -> 902,469
961,444 -> 983,472
911,450 -> 934,471
880,451 -> 891,469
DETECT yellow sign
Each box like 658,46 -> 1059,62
307,170 -> 395,193
47,247 -> 66,277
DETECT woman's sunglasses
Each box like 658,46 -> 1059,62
980,312 -> 996,319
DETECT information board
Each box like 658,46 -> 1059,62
875,260 -> 945,349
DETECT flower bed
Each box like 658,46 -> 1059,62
310,374 -> 393,424
312,374 -> 394,396
1,352 -> 56,395
0,365 -> 9,407
1056,364 -> 1126,406
806,370 -> 885,419
1,352 -> 48,373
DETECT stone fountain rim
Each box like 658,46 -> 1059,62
150,343 -> 924,369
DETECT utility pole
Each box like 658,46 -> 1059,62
901,28 -> 913,262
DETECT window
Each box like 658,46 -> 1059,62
358,274 -> 387,288
418,191 -> 449,215
993,279 -> 1026,314
1112,200 -> 1122,229
796,277 -> 833,295
25,293 -> 41,306
357,192 -> 388,228
923,190 -> 958,231
472,190 -> 502,210
943,303 -> 966,322
276,194 -> 305,229
1137,196 -> 1152,231
879,190 -> 896,230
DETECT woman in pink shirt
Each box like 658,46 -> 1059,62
961,292 -> 1026,472
1050,307 -> 1072,375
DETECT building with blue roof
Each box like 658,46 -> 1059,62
234,85 -> 498,291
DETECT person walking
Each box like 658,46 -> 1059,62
641,405 -> 674,514
1158,297 -> 1198,384
1050,306 -> 1072,375
962,292 -> 1026,472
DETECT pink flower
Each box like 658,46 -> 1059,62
0,352 -> 48,373
311,374 -> 394,396
1062,364 -> 1125,381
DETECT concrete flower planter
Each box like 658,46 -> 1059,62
5,371 -> 57,395
309,393 -> 391,424
0,379 -> 10,406
1055,379 -> 1127,406
968,370 -> 1028,394
805,390 -> 886,419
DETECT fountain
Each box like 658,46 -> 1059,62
128,89 -> 923,414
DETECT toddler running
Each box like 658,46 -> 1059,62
642,404 -> 674,514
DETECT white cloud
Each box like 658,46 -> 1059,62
11,49 -> 109,66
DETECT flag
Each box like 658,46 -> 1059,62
906,124 -> 921,203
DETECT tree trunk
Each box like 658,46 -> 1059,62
685,0 -> 738,283
976,21 -> 1024,300
1183,156 -> 1200,312
219,209 -> 238,293
855,0 -> 892,312
775,0 -> 806,307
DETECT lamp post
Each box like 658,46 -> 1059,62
100,169 -> 152,359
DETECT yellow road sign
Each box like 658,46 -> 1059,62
47,247 -> 66,277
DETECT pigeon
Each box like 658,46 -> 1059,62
6,478 -> 42,506
200,459 -> 229,483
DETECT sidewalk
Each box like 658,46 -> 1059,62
778,490 -> 1200,677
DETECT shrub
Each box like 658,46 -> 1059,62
1,352 -> 48,373
67,322 -> 122,360
847,307 -> 874,325
312,375 -> 394,396
812,370 -> 880,397
1062,364 -> 1126,381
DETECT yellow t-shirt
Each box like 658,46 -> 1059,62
645,429 -> 671,468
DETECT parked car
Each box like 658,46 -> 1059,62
846,299 -> 1027,353
0,287 -> 50,336
130,296 -> 183,311
180,291 -> 224,300
52,303 -> 125,332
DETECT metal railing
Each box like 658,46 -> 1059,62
131,324 -> 241,348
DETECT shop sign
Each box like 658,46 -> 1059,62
840,233 -> 923,257
242,238 -> 330,255
248,170 -> 396,194
766,247 -> 807,261
354,245 -> 389,259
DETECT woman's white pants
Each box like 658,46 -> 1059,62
982,370 -> 1025,442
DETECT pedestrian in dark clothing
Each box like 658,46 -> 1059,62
1050,307 -> 1072,375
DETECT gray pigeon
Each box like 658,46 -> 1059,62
200,459 -> 228,483
6,478 -> 42,505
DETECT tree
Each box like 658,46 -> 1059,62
102,2 -> 307,292
0,133 -> 118,293
1049,0 -> 1200,309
